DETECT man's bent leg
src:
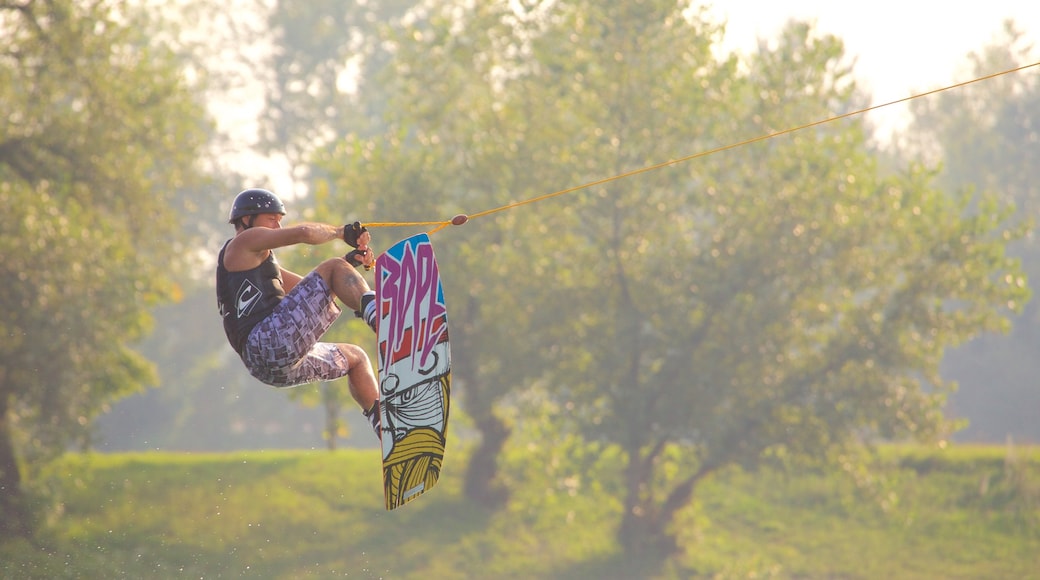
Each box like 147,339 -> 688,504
242,272 -> 341,387
314,258 -> 370,312
337,343 -> 378,411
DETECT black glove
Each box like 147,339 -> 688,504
344,249 -> 366,268
342,221 -> 367,248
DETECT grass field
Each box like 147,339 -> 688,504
2,443 -> 1038,579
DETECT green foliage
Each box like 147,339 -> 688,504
1,445 -> 1038,579
278,0 -> 1030,553
0,0 -> 213,533
262,0 -> 424,167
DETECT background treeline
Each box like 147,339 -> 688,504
2,0 -> 1038,564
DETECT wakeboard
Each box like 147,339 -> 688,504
374,232 -> 451,510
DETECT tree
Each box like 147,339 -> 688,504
261,0 -> 423,185
903,21 -> 1040,442
311,0 -> 571,506
0,0 -> 210,537
263,0 -> 530,480
289,0 -> 1026,564
533,14 -> 1027,558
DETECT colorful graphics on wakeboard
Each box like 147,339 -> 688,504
374,233 -> 451,510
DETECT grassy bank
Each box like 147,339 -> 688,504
2,444 -> 1038,579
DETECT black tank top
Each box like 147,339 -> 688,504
215,240 -> 286,354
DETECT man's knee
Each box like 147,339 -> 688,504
338,343 -> 371,369
314,257 -> 361,290
314,257 -> 342,279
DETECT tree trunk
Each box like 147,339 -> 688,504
463,410 -> 510,508
0,392 -> 31,538
617,443 -> 677,559
321,383 -> 340,451
618,446 -> 714,559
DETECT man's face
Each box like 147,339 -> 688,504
251,213 -> 283,229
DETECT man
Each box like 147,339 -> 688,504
215,188 -> 381,437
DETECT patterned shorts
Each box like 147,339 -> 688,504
241,271 -> 351,387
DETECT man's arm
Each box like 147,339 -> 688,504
236,223 -> 344,253
224,223 -> 347,272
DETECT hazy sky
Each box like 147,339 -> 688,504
711,1 -> 1038,137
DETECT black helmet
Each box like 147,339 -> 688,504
228,188 -> 286,223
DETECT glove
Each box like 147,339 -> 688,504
344,249 -> 366,268
342,221 -> 368,248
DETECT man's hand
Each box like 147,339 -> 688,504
343,221 -> 369,248
343,222 -> 374,269
344,247 -> 375,269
